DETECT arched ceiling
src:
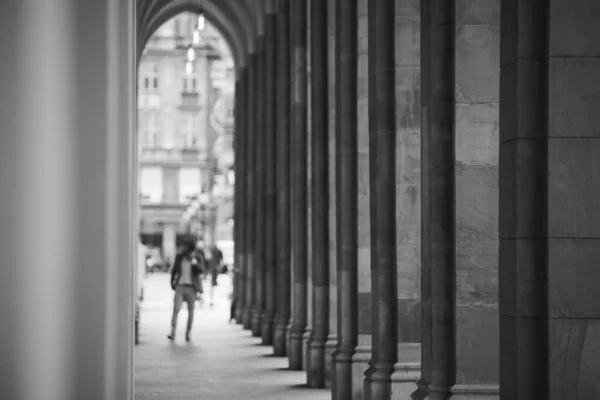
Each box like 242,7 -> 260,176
137,0 -> 277,71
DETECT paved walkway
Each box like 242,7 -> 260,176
135,272 -> 330,400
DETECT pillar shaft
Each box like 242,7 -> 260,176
274,0 -> 292,357
333,0 -> 359,398
367,0 -> 398,399
235,68 -> 248,324
243,53 -> 258,330
0,1 -> 135,398
307,0 -> 329,388
233,78 -> 240,315
414,0 -> 456,398
325,0 -> 338,389
262,12 -> 278,346
253,37 -> 266,338
289,0 -> 309,371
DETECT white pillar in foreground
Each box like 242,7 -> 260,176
0,1 -> 136,399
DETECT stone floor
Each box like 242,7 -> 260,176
135,272 -> 330,400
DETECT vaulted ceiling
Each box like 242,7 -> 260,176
137,0 -> 277,70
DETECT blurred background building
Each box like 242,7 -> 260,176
138,12 -> 235,269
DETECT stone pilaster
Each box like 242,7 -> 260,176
262,12 -> 278,347
353,1 -> 372,399
453,2 -> 500,398
332,0 -> 359,398
243,53 -> 258,331
307,0 -> 329,388
325,0 -> 338,389
273,0 -> 292,357
288,0 -> 309,371
413,0 -> 456,399
499,2 -> 600,399
391,0 -> 423,397
252,36 -> 266,338
304,0 -> 313,374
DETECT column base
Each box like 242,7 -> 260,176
288,327 -> 305,370
451,385 -> 499,400
273,319 -> 289,356
324,335 -> 337,389
286,321 -> 293,358
390,362 -> 421,399
251,309 -> 262,337
243,307 -> 253,330
365,361 -> 421,400
411,378 -> 453,400
352,345 -> 371,400
332,346 -> 355,400
303,329 -> 312,372
235,302 -> 244,324
308,335 -> 327,388
261,312 -> 274,345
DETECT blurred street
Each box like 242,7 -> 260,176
134,272 -> 329,400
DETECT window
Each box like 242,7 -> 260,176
140,62 -> 159,91
183,76 -> 197,93
183,115 -> 195,147
146,113 -> 158,147
153,64 -> 159,89
174,18 -> 181,36
140,167 -> 163,203
179,168 -> 200,203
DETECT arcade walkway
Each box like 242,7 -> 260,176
135,273 -> 329,400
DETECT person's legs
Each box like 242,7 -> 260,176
183,287 -> 196,341
168,287 -> 184,340
230,298 -> 236,322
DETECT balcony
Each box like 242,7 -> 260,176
140,147 -> 210,167
180,92 -> 200,108
145,36 -> 185,51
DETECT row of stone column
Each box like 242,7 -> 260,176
233,1 -> 600,399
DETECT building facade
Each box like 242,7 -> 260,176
138,12 -> 235,264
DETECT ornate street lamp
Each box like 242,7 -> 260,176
185,44 -> 195,76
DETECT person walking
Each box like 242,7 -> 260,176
205,244 -> 223,306
168,240 -> 203,342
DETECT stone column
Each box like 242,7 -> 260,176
364,0 -> 397,398
307,0 -> 329,388
378,0 -> 424,397
325,0 -> 338,388
243,52 -> 258,330
253,36 -> 266,338
413,0 -> 456,399
500,2 -> 600,398
162,223 -> 176,264
332,0 -> 359,398
0,0 -> 135,398
453,2 -> 500,398
304,0 -> 313,375
288,0 -> 309,371
353,1 -> 373,398
262,10 -> 278,347
274,0 -> 292,357
233,76 -> 240,321
235,67 -> 248,324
